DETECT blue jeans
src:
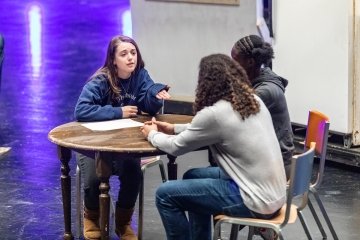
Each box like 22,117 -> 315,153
77,153 -> 141,210
155,167 -> 253,240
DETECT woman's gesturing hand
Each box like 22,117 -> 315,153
156,89 -> 171,100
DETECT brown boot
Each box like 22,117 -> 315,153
83,207 -> 101,240
115,207 -> 138,240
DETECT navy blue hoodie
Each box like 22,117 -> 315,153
74,68 -> 167,121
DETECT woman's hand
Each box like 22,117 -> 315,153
156,89 -> 171,100
144,117 -> 175,135
141,121 -> 158,138
121,106 -> 138,118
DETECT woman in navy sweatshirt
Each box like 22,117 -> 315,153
74,35 -> 170,240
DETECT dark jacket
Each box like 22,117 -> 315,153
74,68 -> 166,121
252,67 -> 295,167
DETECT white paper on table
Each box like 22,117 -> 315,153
81,119 -> 144,131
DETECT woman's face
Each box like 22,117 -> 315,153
113,41 -> 138,79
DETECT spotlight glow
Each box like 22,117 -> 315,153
28,5 -> 42,77
122,10 -> 132,37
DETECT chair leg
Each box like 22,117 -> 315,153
213,221 -> 222,240
279,231 -> 284,240
138,157 -> 167,240
109,197 -> 116,235
138,170 -> 145,240
158,160 -> 168,182
229,224 -> 240,240
298,210 -> 313,240
307,197 -> 327,239
75,165 -> 82,238
311,189 -> 339,240
247,226 -> 255,240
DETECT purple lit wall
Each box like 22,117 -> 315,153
0,1 -> 131,237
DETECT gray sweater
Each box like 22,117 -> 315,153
148,97 -> 286,214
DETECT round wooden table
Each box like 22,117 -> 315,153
48,114 -> 193,240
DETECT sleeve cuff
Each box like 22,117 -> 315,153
114,107 -> 122,118
149,83 -> 168,96
147,129 -> 158,142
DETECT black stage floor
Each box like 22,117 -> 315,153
0,1 -> 359,239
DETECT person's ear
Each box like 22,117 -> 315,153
230,48 -> 237,60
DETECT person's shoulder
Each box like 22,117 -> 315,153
208,100 -> 233,115
195,102 -> 222,118
213,99 -> 231,108
85,74 -> 108,89
88,73 -> 107,81
255,80 -> 284,98
253,94 -> 266,108
192,105 -> 217,127
90,73 -> 108,83
260,68 -> 288,88
132,68 -> 151,82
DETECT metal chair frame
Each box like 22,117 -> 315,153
213,143 -> 316,240
301,110 -> 338,240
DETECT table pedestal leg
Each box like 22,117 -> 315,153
58,146 -> 73,240
95,152 -> 112,240
167,154 -> 178,180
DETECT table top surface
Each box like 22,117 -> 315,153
48,114 -> 193,154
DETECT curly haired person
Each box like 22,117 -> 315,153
141,54 -> 286,240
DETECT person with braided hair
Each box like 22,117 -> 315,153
141,54 -> 286,240
232,35 -> 295,178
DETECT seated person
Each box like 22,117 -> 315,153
231,35 -> 295,178
141,54 -> 286,240
74,35 -> 170,240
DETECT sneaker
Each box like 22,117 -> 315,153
254,227 -> 278,240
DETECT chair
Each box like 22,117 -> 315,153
300,110 -> 338,240
75,156 -> 167,240
213,142 -> 316,240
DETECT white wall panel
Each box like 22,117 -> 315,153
272,0 -> 352,134
130,0 -> 257,96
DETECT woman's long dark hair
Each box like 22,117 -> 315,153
90,35 -> 145,102
194,54 -> 260,119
